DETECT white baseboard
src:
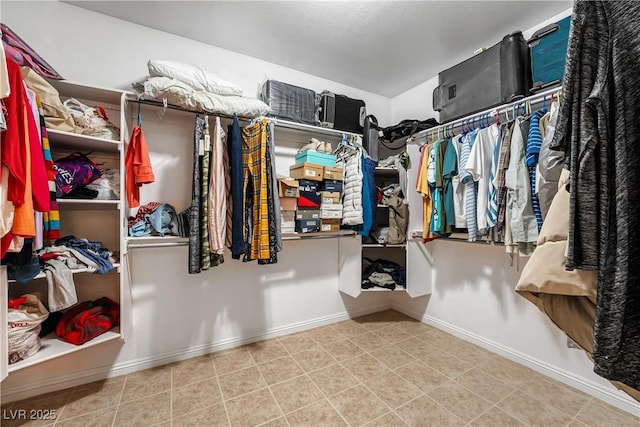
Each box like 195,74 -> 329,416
391,303 -> 640,417
2,302 -> 390,403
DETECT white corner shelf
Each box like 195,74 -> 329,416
375,167 -> 399,173
270,118 -> 362,139
47,129 -> 121,153
7,328 -> 121,373
361,287 -> 407,292
282,230 -> 357,240
8,263 -> 121,284
57,199 -> 121,209
126,236 -> 189,249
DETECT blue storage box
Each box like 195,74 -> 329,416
295,151 -> 337,167
528,16 -> 571,92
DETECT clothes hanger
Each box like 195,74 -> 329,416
542,95 -> 547,110
137,99 -> 143,127
495,109 -> 501,126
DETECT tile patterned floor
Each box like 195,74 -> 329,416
2,310 -> 639,427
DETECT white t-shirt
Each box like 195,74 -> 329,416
464,124 -> 499,232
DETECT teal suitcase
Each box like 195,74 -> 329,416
528,16 -> 571,93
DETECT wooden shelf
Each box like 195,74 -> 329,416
8,328 -> 121,373
48,129 -> 121,153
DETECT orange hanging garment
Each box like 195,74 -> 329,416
124,122 -> 154,208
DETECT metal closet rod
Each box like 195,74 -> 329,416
411,85 -> 563,143
126,97 -> 361,138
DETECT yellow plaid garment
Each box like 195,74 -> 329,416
241,119 -> 270,261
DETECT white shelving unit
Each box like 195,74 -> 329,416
3,81 -> 131,379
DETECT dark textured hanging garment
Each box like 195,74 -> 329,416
188,116 -> 204,274
228,115 -> 246,259
552,0 -> 640,390
199,116 -> 216,270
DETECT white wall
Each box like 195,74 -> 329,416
0,1 -> 391,126
392,6 -> 640,414
0,1 -> 390,402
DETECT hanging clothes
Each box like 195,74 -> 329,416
416,142 -> 437,242
465,124 -> 499,235
199,116 -> 219,269
258,122 -> 278,265
241,118 -> 270,262
357,156 -> 377,237
124,112 -> 155,209
188,116 -> 204,274
495,121 -> 514,237
339,136 -> 364,226
451,135 -> 467,229
459,130 -> 479,242
227,114 -> 245,259
551,0 -> 640,390
267,121 -> 283,253
526,109 -> 547,231
207,117 -> 227,263
537,101 -> 564,220
37,94 -> 60,241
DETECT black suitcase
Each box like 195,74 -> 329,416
528,16 -> 571,93
433,31 -> 531,123
319,91 -> 366,133
259,80 -> 318,125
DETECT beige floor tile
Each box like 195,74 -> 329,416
395,395 -> 464,427
53,406 -> 117,427
354,315 -> 396,332
211,348 -> 255,375
329,385 -> 389,426
444,339 -> 494,362
172,377 -> 223,418
171,355 -> 216,389
172,402 -> 229,427
416,331 -> 460,353
269,375 -> 324,414
258,355 -> 304,385
341,353 -> 392,383
497,389 -> 572,426
291,346 -> 336,373
113,391 -> 171,427
395,336 -> 436,359
479,356 -> 538,387
427,381 -> 493,423
369,345 -> 415,369
566,421 -> 589,427
395,360 -> 450,393
305,325 -> 345,346
364,411 -> 409,426
574,399 -> 640,427
2,391 -> 72,427
259,416 -> 290,427
322,339 -> 365,362
226,388 -> 283,427
330,319 -> 366,338
120,364 -> 172,403
467,406 -> 526,427
285,399 -> 347,426
373,325 -> 413,344
364,371 -> 422,409
419,351 -> 473,379
278,332 -> 318,354
245,339 -> 289,364
520,376 -> 591,418
307,363 -> 360,397
396,320 -> 434,336
218,366 -> 267,401
59,380 -> 125,421
453,368 -> 515,404
348,331 -> 392,352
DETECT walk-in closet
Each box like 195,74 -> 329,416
1,1 -> 639,426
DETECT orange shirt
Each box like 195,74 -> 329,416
124,126 -> 154,208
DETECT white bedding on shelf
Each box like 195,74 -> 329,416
138,76 -> 270,118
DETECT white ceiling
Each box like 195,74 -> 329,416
65,0 -> 571,98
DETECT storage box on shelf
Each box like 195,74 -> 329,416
3,81 -> 130,377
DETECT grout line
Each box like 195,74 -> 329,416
211,357 -> 232,427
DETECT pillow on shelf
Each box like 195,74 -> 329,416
148,59 -> 243,96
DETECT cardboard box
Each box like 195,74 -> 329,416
297,179 -> 319,192
296,209 -> 320,220
295,151 -> 337,167
281,211 -> 295,221
290,163 -> 323,181
320,207 -> 343,219
320,191 -> 341,205
323,166 -> 344,181
320,203 -> 342,211
279,197 -> 297,211
298,191 -> 321,208
321,219 -> 341,232
278,179 -> 299,198
321,179 -> 344,192
295,219 -> 320,233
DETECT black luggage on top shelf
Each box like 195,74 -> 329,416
528,16 -> 571,93
319,91 -> 366,133
259,80 -> 319,125
432,31 -> 531,123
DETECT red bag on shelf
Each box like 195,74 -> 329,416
56,297 -> 119,345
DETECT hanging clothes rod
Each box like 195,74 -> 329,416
409,85 -> 562,143
127,97 -> 361,138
